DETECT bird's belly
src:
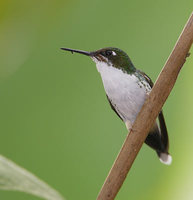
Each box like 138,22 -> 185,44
102,73 -> 148,124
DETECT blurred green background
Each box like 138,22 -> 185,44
0,0 -> 192,200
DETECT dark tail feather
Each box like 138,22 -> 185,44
145,110 -> 172,165
158,110 -> 169,152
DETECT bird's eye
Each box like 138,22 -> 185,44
105,50 -> 112,56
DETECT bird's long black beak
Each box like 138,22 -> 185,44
60,47 -> 92,56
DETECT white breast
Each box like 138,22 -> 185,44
95,61 -> 151,124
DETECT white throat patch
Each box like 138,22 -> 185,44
91,58 -> 150,124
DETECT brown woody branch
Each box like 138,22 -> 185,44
97,12 -> 193,200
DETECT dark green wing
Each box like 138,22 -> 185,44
137,69 -> 154,88
137,69 -> 169,153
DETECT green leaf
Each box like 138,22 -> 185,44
0,155 -> 65,200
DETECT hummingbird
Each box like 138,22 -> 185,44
61,47 -> 172,165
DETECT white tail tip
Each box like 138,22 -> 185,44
159,153 -> 172,165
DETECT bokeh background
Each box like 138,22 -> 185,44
0,0 -> 193,200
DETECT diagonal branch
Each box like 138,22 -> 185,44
97,12 -> 193,200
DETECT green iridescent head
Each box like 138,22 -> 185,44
61,47 -> 136,73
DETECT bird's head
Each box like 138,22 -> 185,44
61,47 -> 135,72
